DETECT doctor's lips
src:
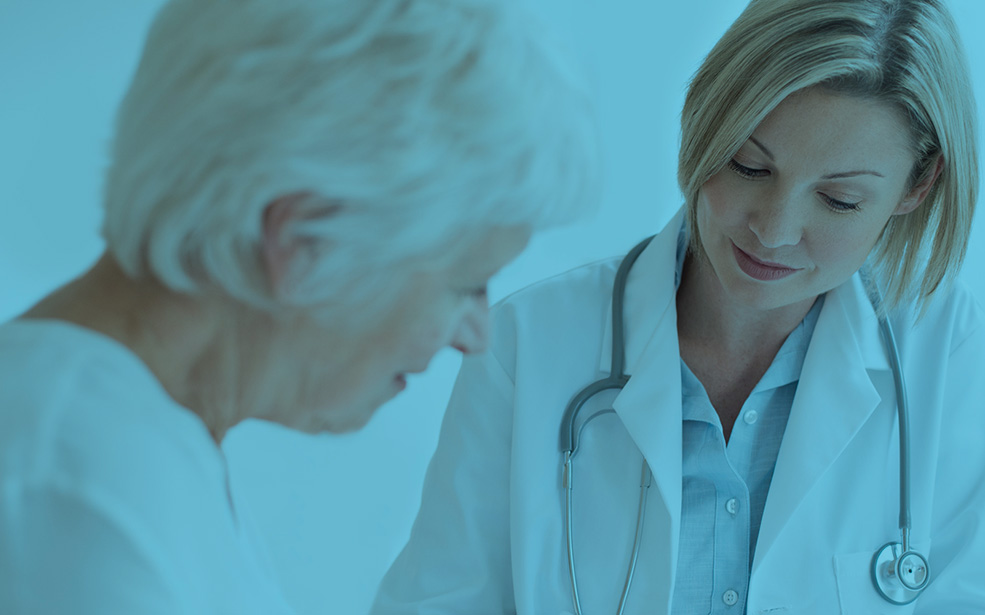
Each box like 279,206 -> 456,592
732,242 -> 802,281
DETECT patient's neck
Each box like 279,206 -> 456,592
18,252 -> 239,444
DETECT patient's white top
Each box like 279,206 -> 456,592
0,319 -> 295,614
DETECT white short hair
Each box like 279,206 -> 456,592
103,0 -> 599,310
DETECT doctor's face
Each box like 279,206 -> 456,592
694,87 -> 934,313
261,225 -> 530,434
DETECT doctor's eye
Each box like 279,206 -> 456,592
820,193 -> 861,212
727,159 -> 769,179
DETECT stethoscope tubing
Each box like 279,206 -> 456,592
564,453 -> 651,615
883,315 -> 913,544
561,236 -> 653,615
559,236 -> 653,453
860,270 -> 913,545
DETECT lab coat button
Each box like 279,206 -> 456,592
743,410 -> 759,424
723,589 -> 739,606
726,498 -> 739,515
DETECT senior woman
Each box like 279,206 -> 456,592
0,0 -> 598,611
371,0 -> 985,613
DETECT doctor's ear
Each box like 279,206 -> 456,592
894,155 -> 944,216
260,193 -> 341,297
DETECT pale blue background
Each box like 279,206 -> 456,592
1,1 -> 983,613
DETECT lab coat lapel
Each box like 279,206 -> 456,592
601,210 -> 685,601
754,274 -> 890,571
610,299 -> 683,524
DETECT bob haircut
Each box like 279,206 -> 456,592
102,0 -> 599,317
679,0 -> 978,315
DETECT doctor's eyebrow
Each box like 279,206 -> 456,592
749,136 -> 776,161
822,169 -> 885,179
748,136 -> 886,179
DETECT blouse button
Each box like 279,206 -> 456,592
723,589 -> 739,606
726,498 -> 739,516
743,410 -> 759,424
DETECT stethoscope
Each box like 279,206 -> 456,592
559,236 -> 930,614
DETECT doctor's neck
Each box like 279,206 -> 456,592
675,249 -> 819,364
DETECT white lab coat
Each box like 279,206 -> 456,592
372,209 -> 985,615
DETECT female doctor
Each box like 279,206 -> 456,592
371,0 -> 985,613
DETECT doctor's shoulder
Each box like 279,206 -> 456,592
485,254 -> 624,379
892,277 -> 985,363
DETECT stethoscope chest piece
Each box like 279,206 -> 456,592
871,541 -> 930,605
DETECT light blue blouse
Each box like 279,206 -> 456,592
670,230 -> 823,614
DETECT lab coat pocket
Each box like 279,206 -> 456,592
833,551 -> 917,615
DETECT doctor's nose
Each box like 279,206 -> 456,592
749,196 -> 803,249
450,299 -> 490,355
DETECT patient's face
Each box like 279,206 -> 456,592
257,225 -> 530,433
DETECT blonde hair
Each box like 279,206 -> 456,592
102,0 -> 599,314
679,0 -> 978,314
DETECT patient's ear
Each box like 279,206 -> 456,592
261,194 -> 306,295
261,193 -> 344,297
